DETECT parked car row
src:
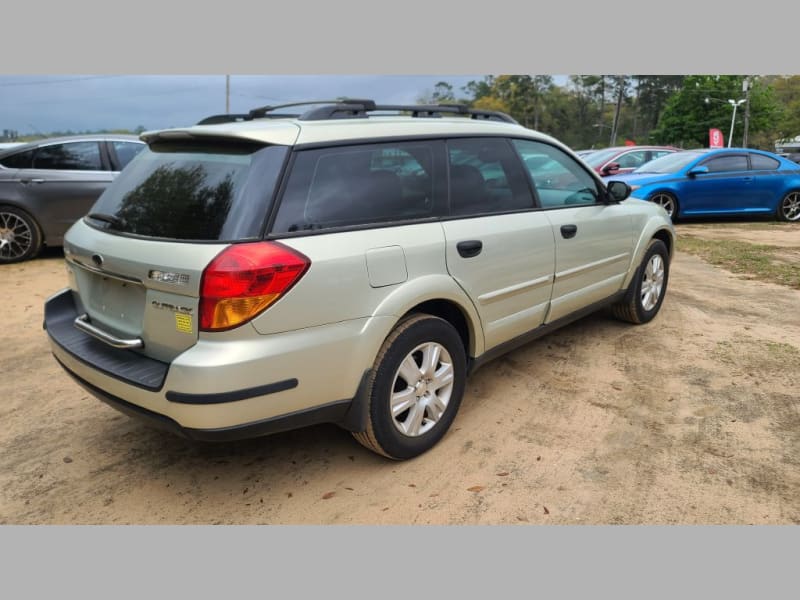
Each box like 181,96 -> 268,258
2,125 -> 797,265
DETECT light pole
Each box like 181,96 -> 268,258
705,97 -> 745,147
727,99 -> 745,148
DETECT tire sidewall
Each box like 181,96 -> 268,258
368,316 -> 467,460
631,240 -> 670,324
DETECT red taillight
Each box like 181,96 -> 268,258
199,242 -> 310,331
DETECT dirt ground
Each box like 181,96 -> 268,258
1,224 -> 798,525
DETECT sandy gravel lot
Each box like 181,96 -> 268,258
1,224 -> 798,525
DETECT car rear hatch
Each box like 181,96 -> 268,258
52,137 -> 291,367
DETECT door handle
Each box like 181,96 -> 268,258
20,178 -> 45,184
560,224 -> 578,239
742,177 -> 754,182
457,240 -> 483,258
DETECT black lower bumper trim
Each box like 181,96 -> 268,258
165,378 -> 298,404
55,356 -> 351,442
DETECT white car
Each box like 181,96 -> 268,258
44,100 -> 675,459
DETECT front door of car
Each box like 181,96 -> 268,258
441,138 -> 556,352
18,141 -> 114,241
681,153 -> 752,214
512,139 -> 635,323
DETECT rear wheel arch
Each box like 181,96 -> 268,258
400,299 -> 475,358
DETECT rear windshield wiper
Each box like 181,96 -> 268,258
86,213 -> 126,229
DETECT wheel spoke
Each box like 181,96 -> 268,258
403,403 -> 426,436
390,387 -> 417,417
427,394 -> 448,422
431,363 -> 454,391
421,344 -> 441,378
398,355 -> 422,385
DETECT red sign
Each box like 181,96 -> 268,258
709,128 -> 724,148
624,139 -> 636,146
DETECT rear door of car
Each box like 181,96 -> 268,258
15,140 -> 115,241
512,139 -> 634,323
440,138 -> 555,351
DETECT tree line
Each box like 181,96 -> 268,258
420,75 -> 800,151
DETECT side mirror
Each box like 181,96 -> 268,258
687,165 -> 709,177
602,162 -> 620,175
606,180 -> 631,203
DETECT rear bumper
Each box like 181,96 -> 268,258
44,288 -> 390,436
55,355 -> 351,442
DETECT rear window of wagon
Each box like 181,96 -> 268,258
85,142 -> 288,241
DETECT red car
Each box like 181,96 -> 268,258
583,145 -> 680,176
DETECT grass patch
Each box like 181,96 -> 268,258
678,221 -> 796,231
678,237 -> 800,289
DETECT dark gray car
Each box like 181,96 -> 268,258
0,134 -> 145,263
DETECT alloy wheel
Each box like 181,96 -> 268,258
390,342 -> 454,437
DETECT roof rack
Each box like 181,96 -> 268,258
299,100 -> 518,124
195,99 -> 518,126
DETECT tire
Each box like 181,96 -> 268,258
352,314 -> 467,460
0,206 -> 42,264
776,191 -> 800,222
650,192 -> 679,221
612,239 -> 670,325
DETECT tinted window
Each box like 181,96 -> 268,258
0,149 -> 35,169
634,151 -> 704,174
33,141 -> 103,170
749,153 -> 780,170
272,141 -> 439,232
113,141 -> 146,169
512,139 -> 600,208
447,138 -> 532,215
615,150 -> 648,169
87,143 -> 287,241
703,155 -> 748,173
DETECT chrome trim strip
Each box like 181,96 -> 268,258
66,256 -> 142,284
74,314 -> 144,349
478,275 -> 553,305
555,252 -> 630,281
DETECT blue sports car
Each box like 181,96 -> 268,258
604,148 -> 800,222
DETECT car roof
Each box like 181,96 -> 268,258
141,108 -> 565,149
142,116 -> 554,145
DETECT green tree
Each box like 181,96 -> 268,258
651,75 -> 781,148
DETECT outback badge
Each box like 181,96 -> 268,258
148,270 -> 190,285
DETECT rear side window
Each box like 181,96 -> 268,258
749,153 -> 780,170
703,155 -> 748,173
86,142 -> 288,241
0,149 -> 35,168
272,141 -> 440,233
447,138 -> 533,215
33,141 -> 103,170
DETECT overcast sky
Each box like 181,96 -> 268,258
0,75 -> 499,136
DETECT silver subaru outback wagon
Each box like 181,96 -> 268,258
44,100 -> 675,460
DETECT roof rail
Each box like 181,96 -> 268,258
299,100 -> 518,124
196,99 -> 518,126
246,99 -> 376,120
